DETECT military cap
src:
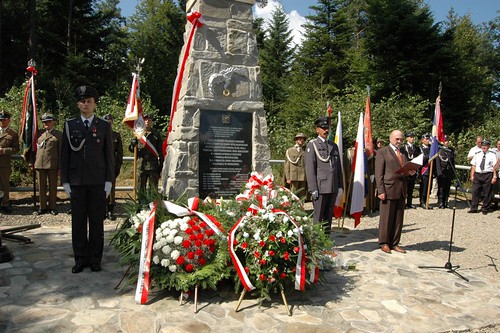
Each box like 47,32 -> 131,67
41,113 -> 55,122
421,133 -> 431,139
75,85 -> 99,102
103,114 -> 114,121
294,133 -> 307,140
405,132 -> 415,138
314,116 -> 330,128
481,139 -> 491,146
0,111 -> 12,120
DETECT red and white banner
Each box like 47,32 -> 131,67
364,92 -> 374,160
135,201 -> 157,304
333,111 -> 345,219
123,72 -> 159,158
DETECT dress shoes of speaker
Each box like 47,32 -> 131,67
72,263 -> 101,273
380,244 -> 391,254
392,246 -> 407,253
380,244 -> 406,254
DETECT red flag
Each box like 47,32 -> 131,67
364,93 -> 374,160
20,66 -> 39,162
333,111 -> 345,219
430,96 -> 444,158
350,112 -> 365,227
122,73 -> 159,158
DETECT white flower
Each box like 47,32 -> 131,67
268,214 -> 276,222
153,255 -> 159,264
166,235 -> 175,243
276,231 -> 283,238
253,230 -> 261,241
160,258 -> 170,267
302,216 -> 308,222
243,232 -> 249,238
169,265 -> 177,272
246,211 -> 252,217
282,216 -> 289,223
162,245 -> 172,255
171,250 -> 180,260
173,236 -> 183,245
227,211 -> 236,217
287,230 -> 294,237
179,222 -> 188,231
182,216 -> 191,223
161,221 -> 168,229
162,228 -> 171,236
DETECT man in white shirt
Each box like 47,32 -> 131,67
468,139 -> 498,215
467,136 -> 483,161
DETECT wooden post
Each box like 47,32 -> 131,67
235,289 -> 246,312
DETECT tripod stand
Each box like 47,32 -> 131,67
418,148 -> 469,282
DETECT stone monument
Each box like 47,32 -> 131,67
162,0 -> 271,199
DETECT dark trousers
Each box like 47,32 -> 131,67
419,175 -> 432,205
37,169 -> 58,211
406,174 -> 417,206
437,175 -> 452,207
71,185 -> 106,265
378,197 -> 405,247
312,193 -> 335,233
139,170 -> 159,194
471,173 -> 493,212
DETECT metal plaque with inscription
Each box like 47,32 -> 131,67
199,110 -> 253,198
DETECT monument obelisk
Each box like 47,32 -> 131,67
162,0 -> 271,200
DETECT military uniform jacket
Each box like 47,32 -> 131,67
375,145 -> 408,200
133,130 -> 164,172
112,131 -> 124,177
420,144 -> 432,176
60,117 -> 114,185
0,128 -> 20,168
436,146 -> 455,178
34,129 -> 62,170
401,143 -> 421,161
284,146 -> 306,182
305,138 -> 343,194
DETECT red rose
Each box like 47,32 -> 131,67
185,264 -> 194,272
187,251 -> 195,260
293,246 -> 300,253
259,241 -> 265,247
192,225 -> 201,232
205,229 -> 214,237
268,250 -> 275,256
195,249 -> 203,256
241,242 -> 248,249
244,267 -> 250,274
280,272 -> 287,279
199,222 -> 207,229
254,251 -> 261,258
259,274 -> 266,281
189,234 -> 196,241
176,256 -> 185,265
280,237 -> 286,244
233,239 -> 238,246
185,228 -> 193,234
283,251 -> 290,260
182,240 -> 192,248
203,239 -> 211,246
197,233 -> 204,240
137,225 -> 143,234
198,257 -> 206,265
209,239 -> 216,246
269,235 -> 276,242
259,259 -> 267,265
195,240 -> 202,247
209,245 -> 215,252
188,219 -> 196,226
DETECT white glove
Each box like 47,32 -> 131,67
311,190 -> 319,200
105,181 -> 112,198
63,183 -> 71,198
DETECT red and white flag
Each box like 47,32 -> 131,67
135,201 -> 157,304
123,73 -> 159,158
364,92 -> 374,160
350,112 -> 365,227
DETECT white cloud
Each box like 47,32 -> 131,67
253,0 -> 307,47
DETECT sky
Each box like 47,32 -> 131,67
118,0 -> 499,46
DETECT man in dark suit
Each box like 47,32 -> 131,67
305,116 -> 343,234
0,111 -> 19,214
60,86 -> 114,273
401,131 -> 421,208
375,130 -> 414,254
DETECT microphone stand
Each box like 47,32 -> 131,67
418,147 -> 469,282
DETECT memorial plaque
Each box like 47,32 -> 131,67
199,110 -> 253,198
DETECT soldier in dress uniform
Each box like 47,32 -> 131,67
401,131 -> 421,208
305,116 -> 343,234
33,114 -> 62,215
103,114 -> 123,220
60,85 -> 114,274
435,135 -> 455,209
0,111 -> 19,213
128,114 -> 163,200
284,133 -> 307,199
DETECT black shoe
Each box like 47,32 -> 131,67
72,264 -> 87,274
406,205 -> 416,209
50,210 -> 58,216
90,263 -> 102,272
482,211 -> 488,215
439,205 -> 444,209
33,209 -> 48,215
1,206 -> 12,214
467,209 -> 478,213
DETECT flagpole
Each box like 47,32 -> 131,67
27,60 -> 38,211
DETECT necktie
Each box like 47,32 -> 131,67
480,153 -> 486,171
396,148 -> 403,166
84,119 -> 89,131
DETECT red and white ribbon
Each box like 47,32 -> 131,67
228,215 -> 256,291
135,201 -> 157,304
163,197 -> 224,238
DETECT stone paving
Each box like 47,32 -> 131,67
0,224 -> 499,333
